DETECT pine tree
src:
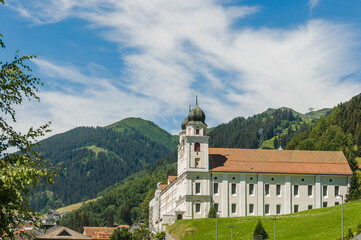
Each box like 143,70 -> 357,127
208,204 -> 216,218
253,220 -> 269,239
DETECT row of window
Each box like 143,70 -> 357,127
195,202 -> 341,214
210,183 -> 340,197
293,185 -> 340,197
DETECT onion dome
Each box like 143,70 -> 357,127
188,103 -> 206,123
181,116 -> 189,130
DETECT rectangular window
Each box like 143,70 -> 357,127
276,204 -> 281,214
323,185 -> 328,197
231,204 -> 236,214
335,202 -> 339,206
308,185 -> 313,197
195,203 -> 201,213
294,205 -> 299,213
265,184 -> 270,196
276,184 -> 281,196
335,186 -> 339,197
214,183 -> 219,195
249,204 -> 254,214
249,184 -> 254,195
294,185 -> 299,196
323,202 -> 328,208
194,142 -> 200,152
195,183 -> 200,194
214,203 -> 219,212
195,158 -> 200,168
232,183 -> 236,195
265,204 -> 270,215
308,205 -> 313,210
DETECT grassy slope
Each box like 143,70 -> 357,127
54,198 -> 100,214
264,107 -> 330,120
105,117 -> 178,151
168,200 -> 361,240
260,109 -> 324,150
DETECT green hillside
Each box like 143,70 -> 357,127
59,153 -> 177,232
209,108 -> 314,150
303,108 -> 331,119
264,107 -> 331,120
30,118 -> 175,213
168,200 -> 361,240
105,117 -> 178,151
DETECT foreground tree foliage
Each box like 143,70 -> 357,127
110,228 -> 152,240
0,27 -> 54,238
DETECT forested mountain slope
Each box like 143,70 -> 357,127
105,117 -> 178,151
30,118 -> 178,212
209,108 -> 328,149
59,153 -> 177,232
286,94 -> 361,200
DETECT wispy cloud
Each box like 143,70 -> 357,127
8,0 -> 361,135
308,0 -> 321,10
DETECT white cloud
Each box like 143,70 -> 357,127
308,0 -> 321,10
8,0 -> 361,135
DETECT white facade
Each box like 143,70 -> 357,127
149,104 -> 352,232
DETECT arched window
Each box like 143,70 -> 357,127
194,142 -> 200,152
177,214 -> 183,220
196,129 -> 200,135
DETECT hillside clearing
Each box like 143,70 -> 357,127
55,197 -> 100,214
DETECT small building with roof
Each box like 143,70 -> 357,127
36,226 -> 92,240
83,227 -> 118,240
149,98 -> 353,232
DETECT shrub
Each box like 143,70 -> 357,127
253,220 -> 269,239
154,231 -> 166,240
208,204 -> 217,218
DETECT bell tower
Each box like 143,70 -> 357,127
177,96 -> 209,177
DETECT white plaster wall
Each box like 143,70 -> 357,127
290,175 -> 315,212
246,174 -> 258,216
263,175 -> 286,215
320,175 -> 349,207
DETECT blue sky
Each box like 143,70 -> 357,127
1,0 -> 361,136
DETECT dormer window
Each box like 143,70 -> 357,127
196,129 -> 200,135
194,142 -> 200,151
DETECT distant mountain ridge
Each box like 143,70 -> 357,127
208,107 -> 330,150
105,117 -> 178,151
263,107 -> 331,119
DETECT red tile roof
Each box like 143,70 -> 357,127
209,148 -> 352,175
159,184 -> 168,190
83,227 -> 116,240
168,176 -> 177,184
117,225 -> 130,228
